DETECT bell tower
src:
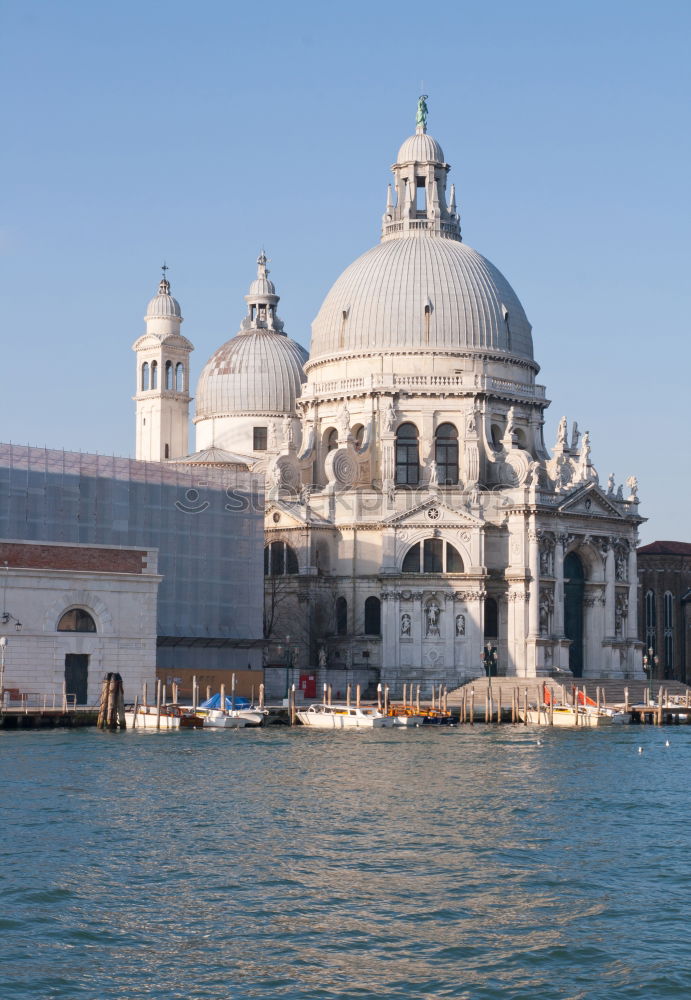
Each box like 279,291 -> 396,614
132,267 -> 194,461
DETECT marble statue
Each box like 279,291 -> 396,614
401,613 -> 411,637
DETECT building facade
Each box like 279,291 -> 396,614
0,540 -> 160,705
637,541 -> 691,683
188,101 -> 645,691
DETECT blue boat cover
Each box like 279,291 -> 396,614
200,694 -> 251,710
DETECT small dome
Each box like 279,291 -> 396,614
146,278 -> 182,320
195,332 -> 308,418
396,130 -> 445,164
248,275 -> 276,297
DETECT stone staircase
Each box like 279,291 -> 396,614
446,676 -> 691,710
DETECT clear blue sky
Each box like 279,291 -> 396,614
2,0 -> 689,543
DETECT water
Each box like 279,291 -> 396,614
2,725 -> 691,999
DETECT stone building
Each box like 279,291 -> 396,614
187,101 -> 645,690
0,540 -> 160,705
637,540 -> 691,683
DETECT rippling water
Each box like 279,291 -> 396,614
2,724 -> 691,999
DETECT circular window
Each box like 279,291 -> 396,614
427,507 -> 440,521
272,512 -> 280,523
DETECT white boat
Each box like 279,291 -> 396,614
523,705 -> 614,728
200,708 -> 248,729
125,705 -> 204,730
195,694 -> 267,729
388,709 -> 425,727
297,703 -> 391,729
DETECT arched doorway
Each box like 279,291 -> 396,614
564,552 -> 585,677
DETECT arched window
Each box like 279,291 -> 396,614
335,596 -> 348,636
490,424 -> 502,450
484,598 -> 498,638
435,423 -> 458,485
264,541 -> 299,576
664,592 -> 674,676
165,361 -> 173,390
364,596 -> 381,635
151,360 -> 158,389
396,423 -> 419,485
402,539 -> 464,573
141,362 -> 150,391
645,589 -> 657,652
353,424 -> 365,452
57,608 -> 96,633
175,363 -> 184,392
326,428 -> 338,452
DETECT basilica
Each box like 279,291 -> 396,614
134,100 -> 645,690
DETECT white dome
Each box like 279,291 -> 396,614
397,131 -> 445,164
195,331 -> 308,418
309,237 -> 533,363
145,278 -> 182,320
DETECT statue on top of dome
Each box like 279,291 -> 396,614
416,95 -> 429,132
571,421 -> 581,451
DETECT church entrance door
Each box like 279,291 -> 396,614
564,553 -> 585,677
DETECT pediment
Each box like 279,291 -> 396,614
385,497 -> 483,529
265,501 -> 331,529
132,332 -> 194,352
557,483 -> 625,519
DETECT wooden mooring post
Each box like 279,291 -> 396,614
97,672 -> 126,730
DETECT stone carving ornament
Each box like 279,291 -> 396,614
324,447 -> 357,488
400,613 -> 412,637
455,613 -> 465,637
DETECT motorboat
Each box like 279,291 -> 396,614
523,705 -> 614,727
297,703 -> 391,729
522,685 -> 616,727
200,708 -> 248,729
387,706 -> 425,727
125,704 -> 204,730
196,694 -> 268,728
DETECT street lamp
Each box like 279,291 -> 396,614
642,647 -> 659,706
483,643 -> 498,698
283,634 -> 293,698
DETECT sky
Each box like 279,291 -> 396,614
2,0 -> 689,544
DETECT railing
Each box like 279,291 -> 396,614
2,691 -> 78,712
305,372 -> 546,399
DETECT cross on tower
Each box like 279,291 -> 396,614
161,262 -> 169,279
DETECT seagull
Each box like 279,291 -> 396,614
638,746 -> 643,754
536,739 -> 543,746
665,739 -> 670,748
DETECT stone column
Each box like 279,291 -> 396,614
554,534 -> 566,636
380,590 -> 398,686
413,593 -> 423,674
528,528 -> 540,637
604,540 -> 616,637
627,544 -> 638,640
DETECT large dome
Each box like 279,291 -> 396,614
195,332 -> 307,418
309,237 -> 533,363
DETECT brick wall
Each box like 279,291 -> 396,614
0,542 -> 148,575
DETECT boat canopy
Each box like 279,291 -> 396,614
200,694 -> 251,710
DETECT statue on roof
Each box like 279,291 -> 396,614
416,95 -> 429,131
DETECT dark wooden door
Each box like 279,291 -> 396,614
65,654 -> 89,704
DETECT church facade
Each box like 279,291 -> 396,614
135,101 -> 645,691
